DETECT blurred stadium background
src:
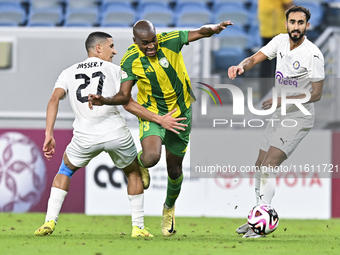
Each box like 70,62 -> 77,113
1,0 -> 340,220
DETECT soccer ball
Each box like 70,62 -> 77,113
247,204 -> 279,235
0,132 -> 46,212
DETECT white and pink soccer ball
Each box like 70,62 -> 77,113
248,204 -> 279,235
0,132 -> 46,212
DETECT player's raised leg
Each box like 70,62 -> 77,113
137,135 -> 163,189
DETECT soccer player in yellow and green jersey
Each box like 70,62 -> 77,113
121,30 -> 193,119
88,20 -> 232,237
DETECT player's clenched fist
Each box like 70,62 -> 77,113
228,65 -> 244,80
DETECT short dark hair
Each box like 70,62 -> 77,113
286,5 -> 311,22
85,31 -> 112,53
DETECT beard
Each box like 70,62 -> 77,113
288,28 -> 306,42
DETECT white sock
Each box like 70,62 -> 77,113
45,187 -> 68,224
255,168 -> 261,204
259,166 -> 276,205
128,193 -> 144,229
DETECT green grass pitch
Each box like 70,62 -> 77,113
0,213 -> 339,255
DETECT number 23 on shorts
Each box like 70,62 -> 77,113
139,120 -> 150,138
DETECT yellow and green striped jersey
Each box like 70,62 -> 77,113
120,30 -> 195,118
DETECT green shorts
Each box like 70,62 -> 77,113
138,107 -> 192,158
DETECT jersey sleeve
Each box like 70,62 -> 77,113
120,49 -> 138,84
309,51 -> 325,82
259,34 -> 281,60
159,30 -> 189,53
54,71 -> 68,100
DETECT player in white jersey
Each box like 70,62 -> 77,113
34,32 -> 154,238
228,6 -> 324,238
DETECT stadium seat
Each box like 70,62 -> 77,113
64,7 -> 99,26
27,6 -> 63,26
248,23 -> 262,49
212,26 -> 249,72
65,0 -> 98,9
100,3 -> 135,27
212,2 -> 249,27
139,0 -> 173,6
296,0 -> 328,3
213,47 -> 247,72
215,25 -> 250,49
27,0 -> 64,26
175,0 -> 210,5
101,0 -> 136,9
138,3 -> 173,27
212,0 -> 250,8
175,3 -> 211,27
28,0 -> 62,9
0,0 -> 25,4
329,0 -> 340,8
0,3 -> 26,26
175,0 -> 209,10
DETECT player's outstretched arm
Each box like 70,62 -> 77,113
88,80 -> 135,109
43,88 -> 65,160
188,21 -> 233,42
228,51 -> 268,80
123,97 -> 188,135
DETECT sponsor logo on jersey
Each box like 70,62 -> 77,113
293,61 -> 300,70
159,57 -> 169,68
275,71 -> 298,87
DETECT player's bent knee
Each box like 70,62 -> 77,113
58,160 -> 76,178
142,151 -> 161,167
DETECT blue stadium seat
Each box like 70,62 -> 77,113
65,0 -> 98,9
0,0 -> 26,4
101,0 -> 136,9
0,3 -> 26,26
64,7 -> 99,26
248,23 -> 262,49
139,0 -> 173,6
175,0 -> 210,6
213,47 -> 247,71
27,6 -> 63,26
295,0 -> 328,3
329,0 -> 340,7
28,0 -> 62,9
175,0 -> 209,10
215,25 -> 250,49
175,3 -> 211,27
138,3 -> 173,27
212,0 -> 250,8
100,3 -> 135,27
212,2 -> 250,27
27,0 -> 64,26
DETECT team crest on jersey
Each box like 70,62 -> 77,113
159,57 -> 169,68
293,61 -> 300,70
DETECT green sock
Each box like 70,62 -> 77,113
165,174 -> 183,208
137,150 -> 145,168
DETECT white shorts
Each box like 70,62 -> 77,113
260,117 -> 311,158
66,130 -> 137,169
